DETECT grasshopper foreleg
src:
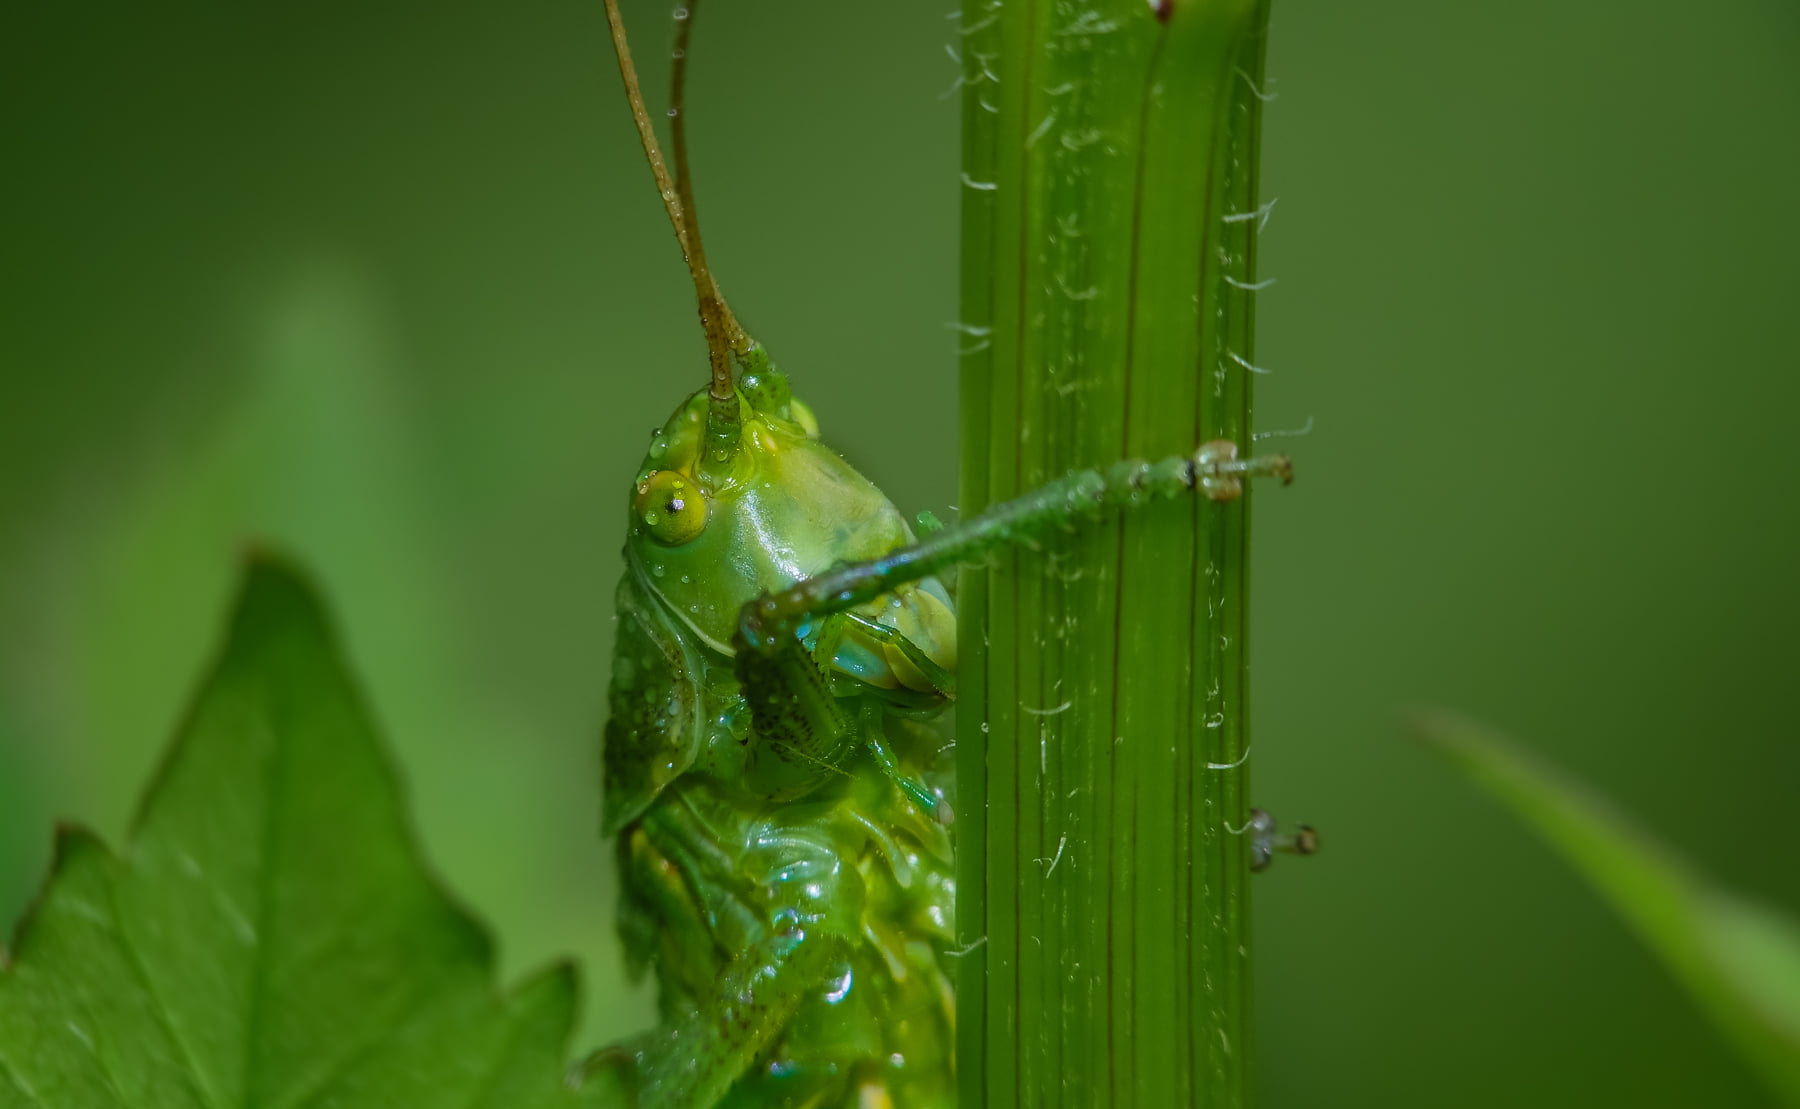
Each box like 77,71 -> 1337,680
836,612 -> 955,696
735,611 -> 951,822
737,441 -> 1292,657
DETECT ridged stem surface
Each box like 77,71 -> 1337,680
954,1 -> 1273,1105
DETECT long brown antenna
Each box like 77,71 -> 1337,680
668,1 -> 750,355
603,0 -> 734,402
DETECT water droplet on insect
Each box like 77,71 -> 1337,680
823,965 -> 853,1004
652,564 -> 666,578
680,574 -> 692,584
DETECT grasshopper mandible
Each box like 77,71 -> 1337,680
589,4 -> 1295,1107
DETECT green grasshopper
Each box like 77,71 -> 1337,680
590,4 -> 1296,1107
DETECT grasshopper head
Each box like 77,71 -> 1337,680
599,7 -> 947,676
624,370 -> 915,655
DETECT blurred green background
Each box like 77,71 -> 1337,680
3,1 -> 1797,1106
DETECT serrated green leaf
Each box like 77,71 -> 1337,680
1415,710 -> 1800,1107
0,556 -> 617,1108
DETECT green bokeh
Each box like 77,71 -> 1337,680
3,2 -> 1795,1106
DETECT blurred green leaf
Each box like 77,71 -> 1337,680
0,556 -> 615,1108
1415,710 -> 1800,1106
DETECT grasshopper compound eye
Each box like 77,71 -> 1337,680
635,470 -> 707,545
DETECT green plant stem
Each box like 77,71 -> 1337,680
954,1 -> 1272,1105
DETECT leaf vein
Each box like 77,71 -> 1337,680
71,996 -> 138,1108
0,1038 -> 46,1106
244,710 -> 283,1109
108,854 -> 227,1109
462,994 -> 537,1109
284,972 -> 471,1109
